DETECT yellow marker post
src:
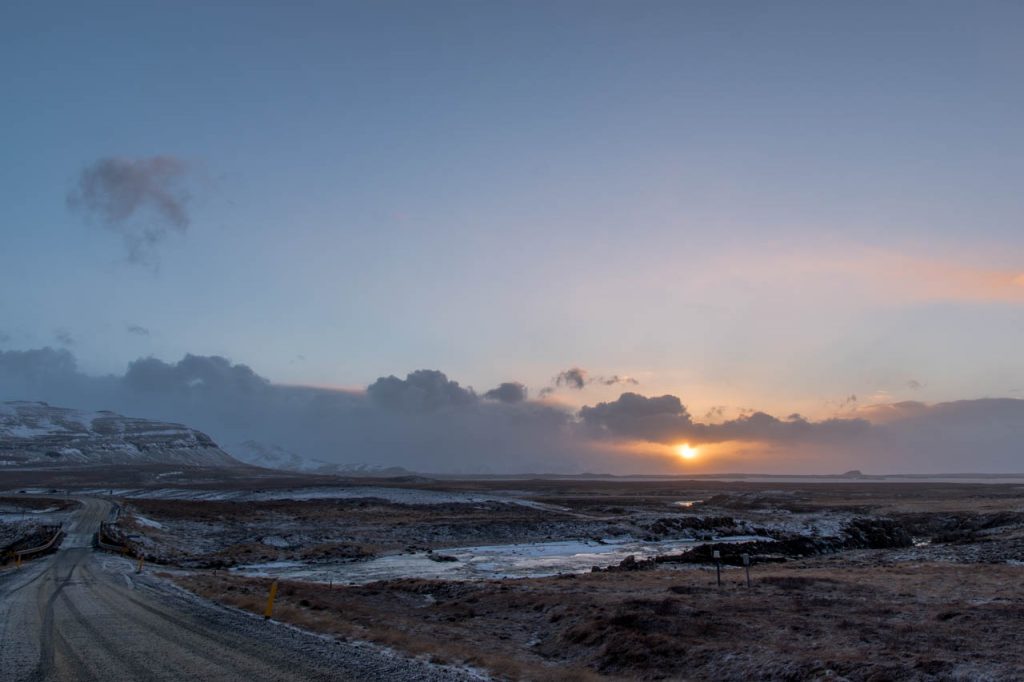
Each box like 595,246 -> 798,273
16,554 -> 22,569
264,580 -> 279,619
136,556 -> 145,573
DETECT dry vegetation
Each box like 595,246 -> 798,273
177,558 -> 1024,681
0,496 -> 78,512
148,480 -> 1024,680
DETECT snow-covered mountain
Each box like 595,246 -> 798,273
231,439 -> 413,476
0,401 -> 241,467
232,440 -> 319,471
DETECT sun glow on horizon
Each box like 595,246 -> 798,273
676,443 -> 699,460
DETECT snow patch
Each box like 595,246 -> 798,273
133,515 -> 164,529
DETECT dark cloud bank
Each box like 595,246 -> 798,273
1,347 -> 1022,474
580,393 -> 870,446
0,349 -> 587,473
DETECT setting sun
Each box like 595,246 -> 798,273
676,444 -> 698,460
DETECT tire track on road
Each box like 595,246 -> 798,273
3,496 -> 479,682
78,562 -> 303,680
32,551 -> 82,682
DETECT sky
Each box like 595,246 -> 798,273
1,2 -> 1022,474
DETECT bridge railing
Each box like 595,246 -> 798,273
2,525 -> 64,565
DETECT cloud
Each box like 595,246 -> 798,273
67,156 -> 191,264
579,390 -> 1024,472
580,391 -> 869,446
124,354 -> 271,396
484,382 -> 527,403
54,328 -> 74,346
1,347 -> 1023,474
0,349 -> 591,474
126,324 -> 150,336
549,367 -> 640,393
598,375 -> 639,386
840,398 -> 1024,472
0,347 -> 118,407
367,370 -> 476,412
703,246 -> 1024,306
555,367 -> 588,390
0,347 -> 79,381
704,405 -> 727,421
580,393 -> 693,442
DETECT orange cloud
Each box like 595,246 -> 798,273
733,246 -> 1019,303
850,251 -> 1024,303
703,246 -> 1024,305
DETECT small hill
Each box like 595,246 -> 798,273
0,401 -> 240,467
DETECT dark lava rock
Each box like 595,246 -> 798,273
601,517 -> 914,571
427,553 -> 458,563
645,515 -> 737,537
842,517 -> 912,549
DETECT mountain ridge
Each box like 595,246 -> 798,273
0,401 -> 241,467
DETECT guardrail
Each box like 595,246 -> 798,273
17,526 -> 64,557
2,525 -> 64,566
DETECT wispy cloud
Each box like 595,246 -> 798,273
701,246 -> 1024,305
67,156 -> 192,265
545,367 -> 640,395
54,328 -> 74,346
555,367 -> 588,390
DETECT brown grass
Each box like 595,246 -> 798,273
175,558 -> 1024,681
176,573 -> 602,681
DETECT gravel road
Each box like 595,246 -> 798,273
0,498 -> 482,681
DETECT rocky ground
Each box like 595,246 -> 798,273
108,493 -> 761,569
0,496 -> 77,560
103,479 -> 1024,680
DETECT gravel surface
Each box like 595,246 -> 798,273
0,498 -> 483,681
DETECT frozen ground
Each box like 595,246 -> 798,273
0,497 -> 77,553
10,477 -> 1024,680
231,534 -> 773,584
105,489 -> 767,574
0,499 -> 483,682
17,485 -> 568,510
167,479 -> 1024,681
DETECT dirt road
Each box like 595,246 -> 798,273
0,498 -> 479,681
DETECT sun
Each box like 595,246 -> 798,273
675,443 -> 698,460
